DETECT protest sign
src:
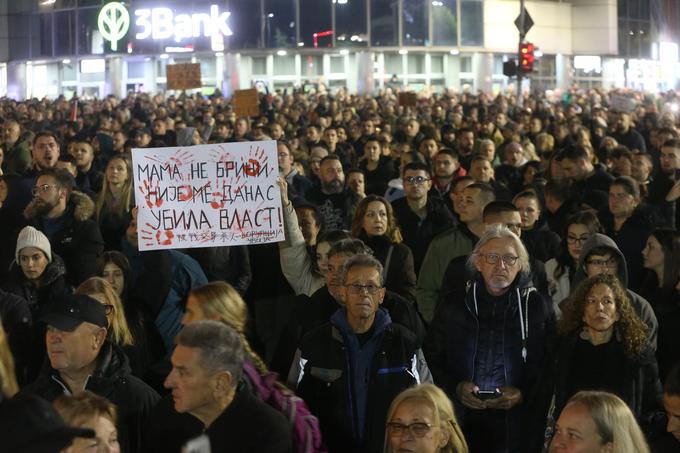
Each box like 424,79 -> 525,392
398,92 -> 417,107
131,141 -> 283,251
233,88 -> 260,117
166,63 -> 202,90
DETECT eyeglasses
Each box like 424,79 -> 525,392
477,253 -> 519,266
32,184 -> 58,196
345,283 -> 383,295
403,176 -> 431,186
566,235 -> 590,245
386,422 -> 435,438
586,257 -> 617,268
102,304 -> 114,315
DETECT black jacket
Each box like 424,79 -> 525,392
291,309 -> 430,453
597,204 -> 664,292
21,343 -> 160,453
360,234 -> 417,302
548,335 -> 662,427
184,245 -> 252,294
144,387 -> 292,453
0,289 -> 31,385
391,196 -> 455,272
521,218 -> 561,263
24,191 -> 104,286
306,188 -> 359,231
270,285 -> 425,377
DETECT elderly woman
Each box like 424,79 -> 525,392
547,273 -> 662,430
550,391 -> 650,453
425,224 -> 554,453
385,383 -> 468,453
351,195 -> 417,302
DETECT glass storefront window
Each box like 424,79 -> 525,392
371,0 -> 398,46
63,62 -> 77,82
461,0 -> 483,46
335,0 -> 368,47
385,53 -> 402,75
273,54 -> 296,75
228,0 -> 262,49
264,0 -> 297,48
302,55 -> 323,76
30,13 -> 53,58
431,55 -> 444,73
299,0 -> 332,48
252,57 -> 267,75
403,0 -> 429,46
330,55 -> 345,73
127,61 -> 146,79
55,10 -> 76,56
8,13 -> 30,60
407,54 -> 425,74
77,8 -> 102,56
432,0 -> 457,46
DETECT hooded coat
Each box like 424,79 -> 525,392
24,190 -> 105,286
568,233 -> 658,352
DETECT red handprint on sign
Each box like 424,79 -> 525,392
140,223 -> 175,247
139,180 -> 162,208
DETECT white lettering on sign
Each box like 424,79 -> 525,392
134,4 -> 233,42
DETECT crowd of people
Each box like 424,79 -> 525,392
2,85 -> 680,452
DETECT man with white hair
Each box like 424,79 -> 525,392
425,224 -> 554,453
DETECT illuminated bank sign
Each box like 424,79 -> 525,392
98,3 -> 233,51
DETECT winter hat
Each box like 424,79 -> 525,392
15,226 -> 52,263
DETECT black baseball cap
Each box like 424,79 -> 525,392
41,293 -> 108,331
0,393 -> 95,453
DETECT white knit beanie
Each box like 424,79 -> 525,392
15,226 -> 52,263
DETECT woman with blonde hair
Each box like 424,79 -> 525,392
54,390 -> 121,453
76,277 -> 133,348
550,390 -> 650,453
182,280 -> 268,375
385,383 -> 468,453
350,195 -> 417,301
95,154 -> 134,250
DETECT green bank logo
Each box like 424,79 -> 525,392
98,3 -> 130,51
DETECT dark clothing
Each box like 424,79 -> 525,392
96,201 -> 133,251
425,276 -> 554,452
292,309 -> 430,453
0,289 -> 31,385
648,173 -> 680,230
391,196 -> 455,272
271,285 -> 426,377
614,127 -> 647,153
144,387 -> 292,453
306,188 -> 359,231
24,191 -> 105,286
284,170 -> 314,204
546,198 -> 581,236
184,245 -> 252,294
549,335 -> 662,427
360,234 -> 417,302
597,205 -> 661,291
75,168 -> 103,197
360,156 -> 395,196
569,165 -> 614,210
521,218 -> 561,263
22,343 -> 160,453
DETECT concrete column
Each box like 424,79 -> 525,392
356,51 -> 374,95
222,53 -> 241,96
144,59 -> 157,94
472,52 -> 493,93
7,61 -> 26,100
106,57 -> 124,98
555,53 -> 572,91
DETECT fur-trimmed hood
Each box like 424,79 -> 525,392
24,190 -> 95,222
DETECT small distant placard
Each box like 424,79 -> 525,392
610,95 -> 636,113
233,88 -> 260,117
166,63 -> 202,90
398,92 -> 417,107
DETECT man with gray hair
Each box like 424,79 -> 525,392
288,254 -> 431,453
425,224 -> 554,453
149,321 -> 291,452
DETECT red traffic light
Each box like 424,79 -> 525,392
520,42 -> 535,73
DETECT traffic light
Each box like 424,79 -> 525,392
519,42 -> 535,73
